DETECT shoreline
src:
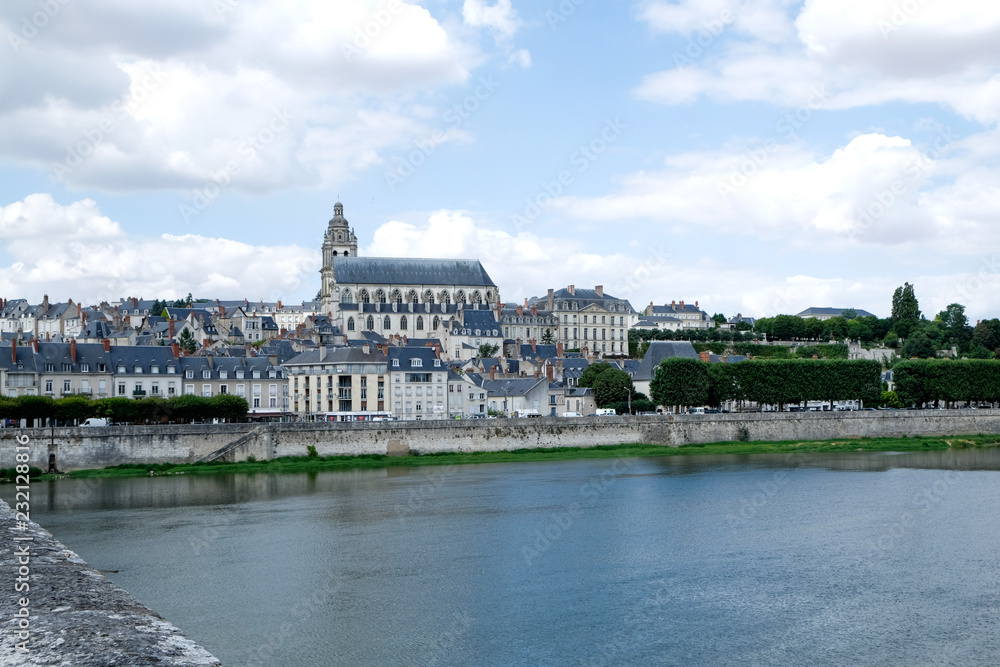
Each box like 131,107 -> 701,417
11,435 -> 1000,482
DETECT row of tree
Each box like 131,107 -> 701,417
0,394 -> 250,427
650,359 -> 883,410
893,360 -> 1000,406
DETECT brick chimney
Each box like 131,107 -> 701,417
531,339 -> 537,353
168,320 -> 175,339
31,337 -> 38,353
172,342 -> 180,358
557,342 -> 564,357
202,338 -> 210,349
277,300 -> 282,309
402,334 -> 408,345
434,341 -> 442,358
516,305 -> 523,316
699,351 -> 711,362
671,300 -> 676,307
490,365 -> 496,381
102,338 -> 111,352
695,301 -> 699,308
567,285 -> 575,295
547,289 -> 554,311
546,363 -> 554,382
380,343 -> 389,356
70,338 -> 77,363
530,305 -> 537,316
680,300 -> 685,309
595,285 -> 603,297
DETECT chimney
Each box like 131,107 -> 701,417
169,320 -> 175,338
202,338 -> 210,350
31,337 -> 38,353
595,285 -> 603,297
516,305 -> 523,316
495,303 -> 502,320
531,339 -> 537,353
363,343 -> 370,355
207,354 -> 214,369
220,305 -> 226,318
434,342 -> 442,358
490,365 -> 496,381
547,289 -> 554,311
530,305 -> 537,316
277,300 -> 282,309
172,342 -> 180,358
699,351 -> 711,363
45,332 -> 50,342
380,343 -> 389,356
567,285 -> 575,295
680,300 -> 685,309
546,363 -> 554,382
11,337 -> 15,363
70,339 -> 77,363
102,338 -> 111,352
319,346 -> 327,362
557,341 -> 564,357
402,334 -> 408,345
671,300 -> 676,307
695,301 -> 699,308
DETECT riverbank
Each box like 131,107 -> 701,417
17,435 -> 998,482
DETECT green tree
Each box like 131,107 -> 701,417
540,329 -> 554,344
936,303 -> 972,349
971,319 -> 1000,352
592,369 -> 634,408
178,328 -> 197,354
770,315 -> 805,341
579,361 -> 614,388
210,394 -> 250,422
891,282 -> 921,338
883,331 -> 900,348
902,330 -> 936,359
712,313 -> 727,326
17,395 -> 56,427
478,343 -> 500,358
822,316 -> 849,341
650,358 -> 710,408
840,308 -> 858,321
54,396 -> 95,425
168,395 -> 211,423
881,390 -> 904,408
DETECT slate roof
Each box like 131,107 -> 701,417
481,378 -> 547,397
332,257 -> 496,287
284,345 -> 387,366
77,320 -> 115,339
387,346 -> 444,369
520,344 -> 558,361
796,307 -> 877,319
633,341 -> 699,380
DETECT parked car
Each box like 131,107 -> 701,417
562,412 -> 583,418
81,418 -> 109,427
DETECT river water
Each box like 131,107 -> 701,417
6,449 -> 1000,666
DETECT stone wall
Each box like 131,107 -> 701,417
0,499 -> 221,666
3,410 -> 1000,470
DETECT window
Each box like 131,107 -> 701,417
202,370 -> 211,379
151,383 -> 159,395
167,366 -> 176,374
62,379 -> 70,393
99,380 -> 106,395
185,384 -> 194,395
185,370 -> 194,379
400,316 -> 408,330
236,370 -> 244,379
383,315 -> 391,329
220,384 -> 228,394
253,370 -> 261,379
118,383 -> 126,395
416,316 -> 423,330
236,384 -> 246,397
602,316 -> 606,323
366,316 -> 375,330
202,384 -> 212,397
219,370 -> 228,379
168,383 -> 176,396
392,359 -> 400,367
62,363 -> 72,372
98,363 -> 106,373
411,358 -> 422,367
583,315 -> 588,324
347,317 -> 355,331
151,365 -> 160,374
134,365 -> 143,374
433,316 -> 439,330
45,380 -> 53,393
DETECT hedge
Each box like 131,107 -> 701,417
894,359 -> 1000,406
0,394 -> 250,425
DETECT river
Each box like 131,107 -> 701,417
6,449 -> 1000,666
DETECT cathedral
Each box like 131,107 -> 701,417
319,203 -> 501,342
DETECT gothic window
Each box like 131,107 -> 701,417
383,315 -> 391,329
401,316 -> 408,329
366,316 -> 374,330
347,317 -> 355,331
456,290 -> 467,304
408,290 -> 419,304
391,290 -> 403,304
472,291 -> 483,305
432,316 -> 439,330
486,290 -> 493,302
424,290 -> 435,304
340,289 -> 354,304
376,289 -> 387,304
416,316 -> 424,330
440,291 -> 451,304
359,290 -> 370,304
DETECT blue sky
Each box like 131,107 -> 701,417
2,0 -> 999,321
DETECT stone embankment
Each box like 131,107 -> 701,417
0,499 -> 221,666
3,410 -> 1000,471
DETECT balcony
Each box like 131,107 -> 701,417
132,389 -> 147,397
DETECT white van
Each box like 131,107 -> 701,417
81,418 -> 108,427
687,407 -> 706,415
595,408 -> 617,416
561,412 -> 583,418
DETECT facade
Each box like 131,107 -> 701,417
444,307 -> 504,361
387,346 -> 448,420
641,300 -> 711,330
285,344 -> 387,418
447,370 -> 489,417
317,203 -> 500,342
527,285 -> 636,356
631,340 -> 700,400
796,307 -> 877,321
499,302 -> 559,347
0,340 -> 114,399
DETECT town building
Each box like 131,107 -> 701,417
527,285 -> 636,356
284,344 -> 387,419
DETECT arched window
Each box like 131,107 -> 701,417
424,290 -> 434,304
391,290 -> 402,304
343,251 -> 349,256
408,290 -> 419,304
401,316 -> 408,330
432,316 -> 439,330
440,291 -> 451,304
486,290 -> 493,303
366,316 -> 375,330
347,317 -> 355,331
456,290 -> 467,304
375,289 -> 387,304
359,290 -> 370,304
416,316 -> 424,330
472,291 -> 483,305
340,289 -> 354,304
383,315 -> 391,329
332,250 -> 338,257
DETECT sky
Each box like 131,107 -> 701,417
1,0 -> 999,321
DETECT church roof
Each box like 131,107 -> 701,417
332,257 -> 496,287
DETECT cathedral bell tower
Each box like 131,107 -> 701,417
320,202 -> 359,312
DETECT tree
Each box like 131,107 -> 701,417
935,303 -> 972,350
210,394 -> 250,422
883,331 -> 900,348
712,313 -> 727,326
592,369 -> 634,408
650,358 -> 710,408
770,315 -> 805,341
540,329 -> 554,345
54,396 -> 95,425
17,395 -> 56,427
579,361 -> 614,388
902,330 -> 936,359
971,319 -> 1000,352
822,316 -> 849,341
891,282 -> 921,338
840,308 -> 858,321
478,343 -> 500,358
178,328 -> 197,354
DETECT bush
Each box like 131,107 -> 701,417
307,445 -> 318,458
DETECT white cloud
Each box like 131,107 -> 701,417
462,0 -> 522,41
0,194 -> 318,303
0,0 -> 517,192
634,0 -> 1000,123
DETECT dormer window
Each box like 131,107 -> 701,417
411,359 -> 422,368
185,370 -> 194,379
433,359 -> 441,367
167,366 -> 176,374
268,371 -> 276,378
219,370 -> 228,379
44,363 -> 55,372
236,370 -> 245,379
80,364 -> 89,373
134,365 -> 143,374
151,365 -> 160,374
392,359 -> 400,367
202,370 -> 211,379
117,365 -> 126,374
253,370 -> 261,379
